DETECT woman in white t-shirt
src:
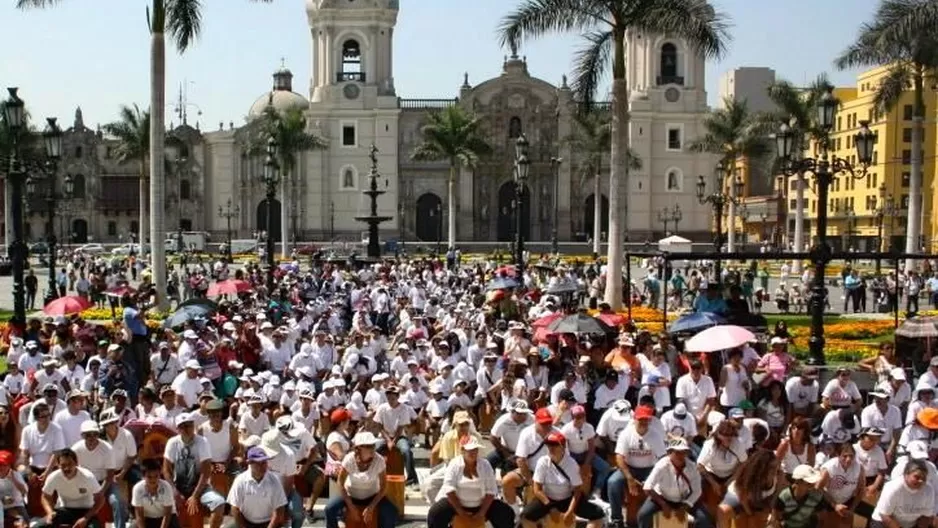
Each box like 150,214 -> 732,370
821,368 -> 862,409
817,442 -> 869,522
521,432 -> 604,528
324,408 -> 352,481
718,348 -> 749,409
855,428 -> 888,498
871,459 -> 935,528
131,459 -> 177,528
426,436 -> 514,528
697,420 -> 748,504
324,432 -> 398,528
559,405 -> 612,497
718,448 -> 779,525
0,450 -> 27,523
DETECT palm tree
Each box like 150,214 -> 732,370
764,75 -> 835,272
835,0 -> 938,270
689,97 -> 772,253
499,0 -> 730,308
17,0 -> 274,310
251,106 -> 326,257
103,104 -> 150,254
567,109 -> 641,254
411,105 -> 493,250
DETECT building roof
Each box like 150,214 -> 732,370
248,64 -> 308,119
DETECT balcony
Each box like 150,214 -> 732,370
399,98 -> 458,109
337,72 -> 366,83
657,75 -> 684,86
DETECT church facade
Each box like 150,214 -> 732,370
21,0 -> 718,247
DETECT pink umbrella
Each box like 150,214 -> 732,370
595,312 -> 627,328
684,324 -> 756,353
531,312 -> 563,328
207,279 -> 253,297
105,284 -> 136,297
43,295 -> 92,316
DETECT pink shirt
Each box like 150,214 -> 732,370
758,352 -> 794,384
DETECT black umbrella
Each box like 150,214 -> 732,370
177,297 -> 218,312
163,304 -> 214,328
547,313 -> 614,335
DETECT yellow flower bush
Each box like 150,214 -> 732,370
788,320 -> 894,340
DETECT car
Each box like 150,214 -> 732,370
112,243 -> 149,256
294,244 -> 319,256
76,243 -> 106,255
29,242 -> 50,255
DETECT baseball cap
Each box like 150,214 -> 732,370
728,408 -> 745,419
545,432 -> 566,445
535,407 -> 554,425
667,438 -> 691,452
460,436 -> 483,451
571,405 -> 586,417
634,406 -> 654,420
175,413 -> 194,426
791,464 -> 822,484
511,401 -> 533,414
80,420 -> 100,434
891,368 -> 907,381
908,440 -> 929,460
869,390 -> 890,399
184,359 -> 201,370
673,403 -> 688,418
558,388 -> 576,402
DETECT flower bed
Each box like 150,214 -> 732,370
787,320 -> 894,340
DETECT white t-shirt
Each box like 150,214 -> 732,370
560,422 -> 596,455
21,422 -> 66,468
71,440 -> 118,481
373,403 -> 413,435
437,455 -> 498,508
854,442 -> 888,477
341,453 -> 386,500
860,404 -> 903,443
239,412 -> 271,438
163,435 -> 211,479
872,478 -> 936,527
131,479 -> 177,518
515,425 -> 560,471
821,458 -> 862,505
533,454 -> 581,501
660,410 -> 697,440
785,377 -> 819,411
0,470 -> 27,507
675,374 -> 716,418
227,470 -> 288,524
697,437 -> 748,479
614,425 -> 667,469
822,379 -> 862,408
596,409 -> 631,442
42,467 -> 101,509
643,456 -> 702,506
170,374 -> 204,408
53,409 -> 91,448
106,428 -> 138,467
491,414 -> 533,452
821,412 -> 861,443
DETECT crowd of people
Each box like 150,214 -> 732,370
0,253 -> 936,528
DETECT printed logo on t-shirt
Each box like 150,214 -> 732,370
829,474 -> 850,490
78,488 -> 87,494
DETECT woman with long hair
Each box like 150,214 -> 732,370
697,420 -> 748,516
717,449 -> 780,528
858,343 -> 898,386
324,432 -> 398,528
757,380 -> 789,441
775,417 -> 815,482
718,348 -> 748,411
426,436 -> 514,528
817,442 -> 869,527
871,459 -> 935,528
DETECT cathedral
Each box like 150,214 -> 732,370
20,0 -> 718,248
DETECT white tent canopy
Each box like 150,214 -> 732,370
658,235 -> 692,253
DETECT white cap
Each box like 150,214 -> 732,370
353,432 -> 378,447
891,368 -> 907,380
175,413 -> 194,426
791,464 -> 822,484
228,360 -> 244,370
461,437 -> 483,450
770,336 -> 788,346
183,330 -> 198,339
260,321 -> 274,330
80,420 -> 100,434
908,440 -> 929,460
184,359 -> 201,370
666,438 -> 691,451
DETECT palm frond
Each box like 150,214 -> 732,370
496,0 -> 609,53
633,0 -> 731,60
166,0 -> 203,51
874,63 -> 913,113
102,104 -> 150,165
248,106 -> 325,173
571,30 -> 612,110
411,106 -> 492,168
15,0 -> 64,7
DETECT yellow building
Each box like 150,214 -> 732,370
784,65 -> 936,253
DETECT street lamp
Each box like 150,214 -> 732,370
4,88 -> 28,325
260,136 -> 280,292
514,134 -> 530,272
759,212 -> 769,242
28,117 -> 74,305
657,204 -> 683,236
739,204 -> 750,245
217,197 -> 240,262
696,160 -> 744,281
435,202 -> 443,255
550,156 -> 562,254
874,183 -> 896,275
775,89 -> 875,365
398,203 -> 406,256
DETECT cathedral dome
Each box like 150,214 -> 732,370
248,64 -> 308,119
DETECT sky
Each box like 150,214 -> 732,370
0,0 -> 880,131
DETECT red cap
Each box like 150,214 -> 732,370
535,407 -> 554,425
545,431 -> 566,445
330,408 -> 351,424
634,406 -> 655,420
0,450 -> 13,466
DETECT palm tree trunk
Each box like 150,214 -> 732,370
592,171 -> 601,254
447,163 -> 457,250
727,198 -> 736,252
280,170 -> 290,259
792,174 -> 805,274
603,34 -> 628,309
139,171 -> 147,253
906,71 -> 925,272
149,28 -> 169,310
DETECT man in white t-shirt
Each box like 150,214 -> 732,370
131,459 -> 176,528
785,367 -> 820,416
675,359 -> 717,430
228,446 -> 287,528
72,420 -> 128,528
372,386 -> 416,484
162,413 -> 226,528
171,361 -> 204,409
488,401 -> 534,472
257,429 -> 304,528
40,448 -> 103,527
54,390 -> 92,447
21,401 -> 66,476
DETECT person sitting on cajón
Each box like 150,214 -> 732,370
40,448 -> 104,528
227,446 -> 287,528
131,459 -> 179,528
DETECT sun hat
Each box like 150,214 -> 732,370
184,359 -> 201,370
792,464 -> 822,484
869,390 -> 890,399
260,430 -> 283,456
42,383 -> 59,393
612,400 -> 632,414
917,408 -> 938,430
634,406 -> 655,420
206,400 -> 225,411
246,446 -> 270,463
80,420 -> 100,434
667,438 -> 691,452
99,410 -> 119,426
860,427 -> 886,437
352,432 -> 378,447
891,368 -> 907,381
673,403 -> 688,418
511,401 -> 533,414
460,436 -> 483,450
535,407 -> 554,425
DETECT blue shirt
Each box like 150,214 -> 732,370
123,307 -> 147,336
693,295 -> 728,315
844,275 -> 860,291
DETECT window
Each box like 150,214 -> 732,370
508,117 -> 522,139
74,146 -> 82,158
790,180 -> 797,191
835,138 -> 841,151
837,117 -> 842,131
902,172 -> 911,187
665,168 -> 683,191
71,174 -> 86,199
666,125 -> 682,151
872,150 -> 878,165
902,195 -> 910,208
872,173 -> 877,187
903,105 -> 914,120
339,165 -> 358,190
340,39 -> 364,82
903,128 -> 913,142
342,122 -> 357,147
178,145 -> 190,159
180,180 -> 191,200
130,221 -> 139,235
847,136 -> 852,149
180,219 -> 192,231
902,149 -> 912,164
107,222 -> 117,236
789,199 -> 797,210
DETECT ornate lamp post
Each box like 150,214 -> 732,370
27,117 -> 74,305
217,197 -> 240,262
759,212 -> 769,242
4,88 -> 28,324
775,89 -> 875,365
874,183 -> 896,275
738,204 -> 750,245
696,161 -> 743,281
656,208 -> 672,235
260,137 -> 280,292
513,134 -> 531,272
550,156 -> 562,254
354,145 -> 393,258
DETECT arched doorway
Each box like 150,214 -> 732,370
71,219 -> 88,243
584,194 -> 609,240
256,199 -> 282,242
415,193 -> 443,242
496,182 -> 530,242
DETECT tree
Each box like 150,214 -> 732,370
499,0 -> 730,308
689,97 -> 772,252
17,0 -> 274,310
763,75 -> 834,271
250,105 -> 326,257
567,108 -> 641,254
835,0 -> 938,269
411,105 -> 493,250
103,104 -> 151,253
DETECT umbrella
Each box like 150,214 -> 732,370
494,265 -> 517,277
896,317 -> 938,338
486,276 -> 520,291
207,279 -> 253,297
104,285 -> 136,298
668,312 -> 726,334
547,313 -> 614,335
163,304 -> 214,328
596,312 -> 627,328
546,283 -> 582,295
685,324 -> 756,353
177,297 -> 218,312
531,312 -> 563,328
43,295 -> 92,316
